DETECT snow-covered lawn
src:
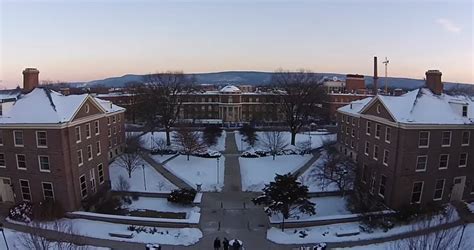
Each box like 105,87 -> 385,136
126,197 -> 200,214
150,153 -> 177,164
467,202 -> 474,213
8,218 -> 202,246
298,151 -> 340,193
240,154 -> 312,191
267,205 -> 460,244
164,155 -> 225,191
140,131 -> 226,151
235,131 -> 336,151
109,157 -> 177,193
1,228 -> 107,250
270,196 -> 351,223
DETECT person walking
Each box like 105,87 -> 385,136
214,237 -> 222,250
223,237 -> 229,250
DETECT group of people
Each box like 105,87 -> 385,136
214,237 -> 242,250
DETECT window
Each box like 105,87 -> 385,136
462,106 -> 468,117
459,153 -> 468,167
373,145 -> 379,160
42,182 -> 54,200
376,104 -> 381,114
462,131 -> 470,146
96,141 -> 101,155
350,140 -> 355,149
94,121 -> 100,135
439,154 -> 449,169
16,154 -> 26,170
411,181 -> 424,204
362,164 -> 369,183
14,131 -> 24,146
0,153 -> 4,168
85,103 -> 90,113
36,131 -> 47,147
107,117 -> 111,125
433,179 -> 445,201
379,175 -> 387,198
416,156 -> 428,172
345,116 -> 349,124
383,150 -> 389,166
341,114 -> 344,122
75,126 -> 81,143
418,131 -> 430,148
108,128 -> 111,137
38,156 -> 50,172
20,179 -> 31,201
352,118 -> 356,126
351,129 -> 355,137
85,123 -> 91,138
375,124 -> 381,139
0,130 -> 3,145
113,126 -> 117,135
79,175 -> 87,198
441,131 -> 451,147
98,164 -> 104,184
87,145 -> 93,160
364,141 -> 370,156
385,127 -> 391,143
366,121 -> 371,135
369,173 -> 376,194
112,115 -> 116,123
77,150 -> 83,166
90,169 -> 96,194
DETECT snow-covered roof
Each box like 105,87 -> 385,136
339,88 -> 474,125
219,85 -> 241,93
0,89 -> 21,102
94,97 -> 126,113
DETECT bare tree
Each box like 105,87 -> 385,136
260,131 -> 288,160
137,72 -> 195,146
125,132 -> 143,153
317,151 -> 356,196
116,152 -> 141,178
115,175 -> 131,191
173,126 -> 206,161
18,220 -> 84,250
271,70 -> 326,145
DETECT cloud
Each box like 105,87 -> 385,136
436,18 -> 462,33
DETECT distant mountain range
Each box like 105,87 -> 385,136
77,71 -> 473,91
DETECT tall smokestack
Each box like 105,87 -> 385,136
373,56 -> 378,94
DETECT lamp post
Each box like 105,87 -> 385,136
217,157 -> 220,184
0,222 -> 9,250
142,164 -> 147,191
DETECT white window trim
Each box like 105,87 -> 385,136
441,131 -> 452,147
0,131 -> 3,146
36,131 -> 48,148
87,145 -> 93,161
378,175 -> 386,198
77,149 -> 83,167
98,163 -> 105,184
383,150 -> 389,166
375,124 -> 381,139
364,142 -> 370,156
411,181 -> 424,204
90,169 -> 96,194
79,174 -> 87,198
385,127 -> 391,144
461,131 -> 470,146
13,130 -> 24,147
38,155 -> 51,173
459,153 -> 468,168
16,154 -> 26,170
366,121 -> 371,136
415,155 -> 428,172
373,145 -> 378,160
75,126 -> 81,143
0,153 -> 5,168
41,182 -> 55,200
96,141 -> 102,156
418,131 -> 430,148
85,123 -> 91,139
19,179 -> 32,202
95,121 -> 100,135
438,154 -> 449,170
433,179 -> 445,201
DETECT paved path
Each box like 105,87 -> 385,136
140,152 -> 193,190
223,132 -> 242,192
293,150 -> 321,178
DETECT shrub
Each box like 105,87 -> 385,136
95,196 -> 122,214
33,199 -> 65,221
8,201 -> 33,223
167,188 -> 197,205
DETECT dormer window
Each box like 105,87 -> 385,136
462,105 -> 468,117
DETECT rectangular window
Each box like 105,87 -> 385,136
118,114 -> 121,122
369,173 -> 376,194
366,121 -> 371,135
38,155 -> 50,172
77,150 -> 83,166
459,153 -> 468,167
352,118 -> 356,126
462,106 -> 468,117
85,123 -> 91,138
87,145 -> 93,160
0,130 -> 3,145
16,154 -> 26,170
385,127 -> 391,143
20,179 -> 31,201
416,155 -> 428,172
75,126 -> 81,143
341,114 -> 344,122
345,126 -> 349,135
462,131 -> 470,146
36,131 -> 47,147
418,131 -> 430,148
42,182 -> 54,200
375,124 -> 381,139
383,150 -> 389,166
112,115 -> 116,123
0,153 -> 5,168
439,154 -> 449,169
90,169 -> 96,194
113,126 -> 117,135
98,164 -> 104,184
96,141 -> 101,155
345,116 -> 349,124
94,120 -> 100,135
373,145 -> 379,160
441,131 -> 451,147
79,175 -> 87,198
107,117 -> 111,125
14,131 -> 24,146
379,175 -> 387,198
365,141 -> 370,156
351,129 -> 355,137
108,128 -> 111,137
350,140 -> 355,149
411,181 -> 424,204
433,179 -> 445,201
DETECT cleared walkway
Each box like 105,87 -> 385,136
140,152 -> 193,190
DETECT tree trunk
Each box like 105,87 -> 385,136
165,127 -> 171,146
187,153 -> 190,161
128,170 -> 132,178
291,131 -> 296,145
281,216 -> 285,232
273,154 -> 276,160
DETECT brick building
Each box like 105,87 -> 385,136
337,70 -> 474,209
0,69 -> 125,211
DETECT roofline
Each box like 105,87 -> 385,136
358,95 -> 398,122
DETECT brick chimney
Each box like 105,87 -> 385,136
23,68 -> 40,93
425,70 -> 443,95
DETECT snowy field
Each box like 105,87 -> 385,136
240,154 -> 312,191
298,151 -> 340,193
270,196 -> 351,223
109,157 -> 177,193
164,155 -> 225,191
267,206 -> 460,244
8,219 -> 202,246
126,197 -> 200,214
235,131 -> 336,151
140,131 -> 226,151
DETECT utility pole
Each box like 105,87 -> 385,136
383,57 -> 390,94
